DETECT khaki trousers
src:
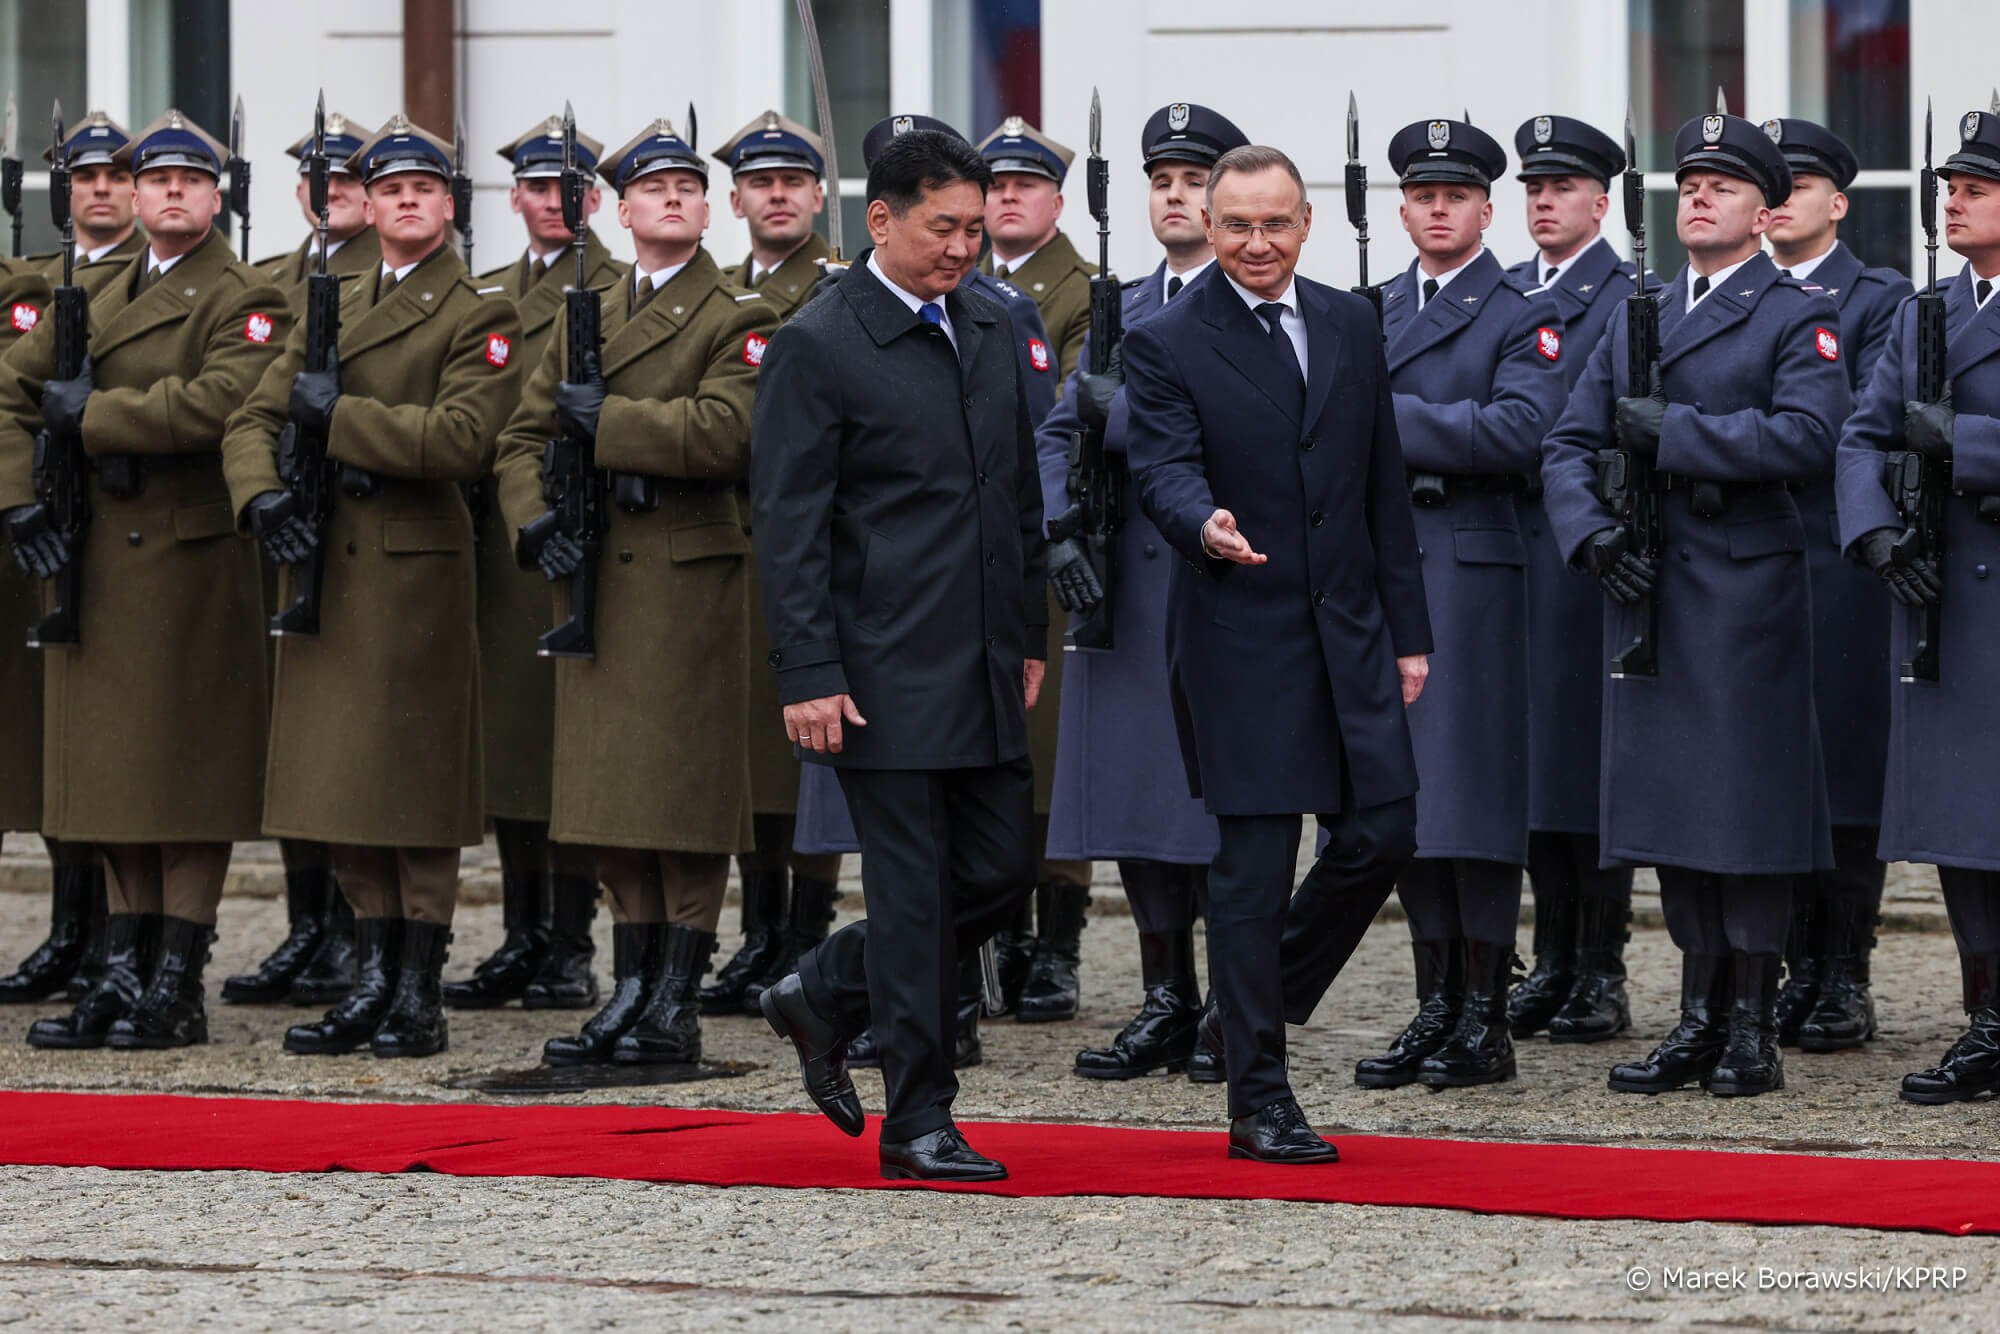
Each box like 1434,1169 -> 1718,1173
102,842 -> 232,924
331,844 -> 461,924
596,847 -> 730,933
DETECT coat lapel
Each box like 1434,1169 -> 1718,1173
947,284 -> 993,386
91,231 -> 230,356
601,248 -> 723,378
1298,278 -> 1345,429
1660,252 -> 1777,367
1946,264 -> 2000,376
338,244 -> 458,360
1194,266 -> 1303,423
1814,241 -> 1864,311
1553,236 -> 1622,321
1387,250 -> 1502,373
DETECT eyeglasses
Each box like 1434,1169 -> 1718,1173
1213,218 -> 1303,238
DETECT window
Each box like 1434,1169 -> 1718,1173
931,0 -> 1040,145
1629,0 -> 1746,278
784,0 -> 889,253
1791,0 -> 1910,276
0,0 -> 88,253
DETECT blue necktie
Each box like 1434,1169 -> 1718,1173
1257,301 -> 1305,389
919,301 -> 945,327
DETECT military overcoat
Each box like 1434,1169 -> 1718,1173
37,232 -> 148,299
0,257 -> 52,833
255,226 -> 383,318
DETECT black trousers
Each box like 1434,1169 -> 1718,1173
797,759 -> 1035,1142
1656,866 -> 1791,956
1939,866 -> 2000,955
1807,824 -> 1887,913
1209,797 -> 1417,1119
1118,859 -> 1206,935
1526,831 -> 1634,905
1395,857 -> 1523,946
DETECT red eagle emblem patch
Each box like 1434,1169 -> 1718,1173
1029,338 -> 1050,372
244,313 -> 274,344
1815,327 -> 1839,361
10,303 -> 38,333
743,332 -> 768,367
485,334 -> 511,367
1535,327 -> 1561,362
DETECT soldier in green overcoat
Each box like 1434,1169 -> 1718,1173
34,113 -> 146,298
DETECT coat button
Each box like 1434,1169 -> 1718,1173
1309,510 -> 1324,527
126,531 -> 141,546
1679,548 -> 1692,562
768,650 -> 782,667
346,541 -> 357,555
977,472 -> 989,485
1312,589 -> 1326,606
987,634 -> 998,647
963,396 -> 974,411
1979,564 -> 1991,580
986,550 -> 996,566
1144,542 -> 1157,558
1300,437 -> 1316,451
619,550 -> 635,563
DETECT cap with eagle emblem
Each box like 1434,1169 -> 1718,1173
497,115 -> 605,179
1672,107 -> 1792,206
599,117 -> 706,192
348,113 -> 453,184
1389,115 -> 1507,187
286,110 -> 366,176
861,113 -> 963,169
976,116 -> 1074,185
1941,103 -> 2000,184
713,109 -> 825,179
1140,102 -> 1247,173
1513,114 -> 1624,187
114,109 -> 225,178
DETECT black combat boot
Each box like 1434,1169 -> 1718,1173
990,901 -> 1036,1015
1074,929 -> 1201,1078
284,916 -> 401,1054
1547,897 -> 1632,1043
1187,993 -> 1225,1084
545,922 -> 662,1065
27,913 -> 158,1050
372,921 -> 452,1058
742,873 -> 837,1013
1901,952 -> 2000,1104
1507,893 -> 1575,1038
442,865 -> 548,1008
1608,953 -> 1731,1093
1774,892 -> 1820,1047
60,845 -> 110,1001
1419,939 -> 1518,1087
1708,951 -> 1784,1096
1356,938 -> 1462,1088
523,870 -> 599,1010
107,917 -> 214,1049
1016,881 -> 1089,1022
287,891 -> 358,1005
0,860 -> 96,1003
613,925 -> 715,1064
702,870 -> 784,1014
221,867 -> 329,1004
1798,898 -> 1877,1052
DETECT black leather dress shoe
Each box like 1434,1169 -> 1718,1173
879,1126 -> 1007,1182
1228,1097 -> 1338,1165
1187,997 -> 1226,1083
760,973 -> 865,1138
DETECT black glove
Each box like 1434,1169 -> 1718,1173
288,368 -> 341,433
1045,519 -> 1105,615
246,489 -> 318,565
4,504 -> 70,579
1614,364 -> 1667,458
1904,395 -> 1955,461
40,354 -> 95,439
556,376 -> 607,443
1073,343 -> 1124,433
1583,526 -> 1657,606
519,514 -> 585,581
1855,525 -> 1943,608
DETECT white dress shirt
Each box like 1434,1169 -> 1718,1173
78,240 -> 123,263
1535,235 -> 1604,289
1686,255 -> 1754,313
867,250 -> 957,353
989,243 -> 1043,279
1223,269 -> 1307,379
1417,247 -> 1484,310
143,250 -> 189,281
632,257 -> 690,296
380,258 -> 422,284
1776,242 -> 1837,282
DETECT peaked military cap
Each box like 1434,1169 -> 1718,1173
862,113 -> 964,169
1673,111 -> 1792,207
44,111 -> 129,168
601,118 -> 706,192
1941,108 -> 2000,185
1389,117 -> 1508,188
1514,114 -> 1625,186
349,114 -> 453,184
113,110 -> 225,178
496,115 -> 604,179
286,110 -> 368,177
976,117 -> 1074,185
1759,117 -> 1858,191
1141,102 -> 1248,172
715,110 -> 824,178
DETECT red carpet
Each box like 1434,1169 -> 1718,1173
3,1090 -> 1996,1235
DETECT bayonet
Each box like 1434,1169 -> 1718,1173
2,94 -> 21,258
308,91 -> 330,277
560,100 -> 587,291
792,0 -> 842,259
228,94 -> 251,257
1716,86 -> 1729,116
1344,92 -> 1381,330
451,114 -> 474,268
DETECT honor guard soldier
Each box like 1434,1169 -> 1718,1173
975,114 -> 1097,1024
0,111 -> 290,1048
0,253 -> 107,1009
37,113 -> 146,295
1760,116 -> 1909,1054
441,117 -> 629,1014
1036,101 -> 1246,1084
1543,109 -> 1848,1098
221,113 -> 523,1059
221,109 -> 381,1011
1504,114 -> 1642,1045
1354,117 -> 1567,1091
702,109 -> 843,1019
494,117 -> 775,1067
790,110 -> 1060,1066
1835,106 -> 2000,1103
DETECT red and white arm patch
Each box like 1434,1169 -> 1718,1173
10,303 -> 39,333
1535,326 -> 1561,362
1028,337 -> 1050,372
1814,326 -> 1839,362
244,313 -> 275,343
743,332 -> 769,367
485,334 -> 511,367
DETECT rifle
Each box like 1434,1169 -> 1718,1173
451,116 -> 474,269
227,96 -> 251,258
1049,86 -> 1120,653
26,101 -> 89,647
3,94 -> 22,258
1885,99 -> 1946,683
1598,103 -> 1663,679
1345,92 -> 1384,330
270,92 -> 344,638
520,102 -> 605,660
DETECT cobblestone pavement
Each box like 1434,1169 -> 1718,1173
0,870 -> 1994,1330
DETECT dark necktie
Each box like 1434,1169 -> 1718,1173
1691,273 -> 1710,304
1781,268 -> 1793,278
1421,277 -> 1439,307
633,276 -> 658,311
749,267 -> 766,288
1166,274 -> 1183,300
1979,279 -> 1994,308
378,269 -> 400,300
135,264 -> 160,296
1544,267 -> 1558,287
1256,301 -> 1305,389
